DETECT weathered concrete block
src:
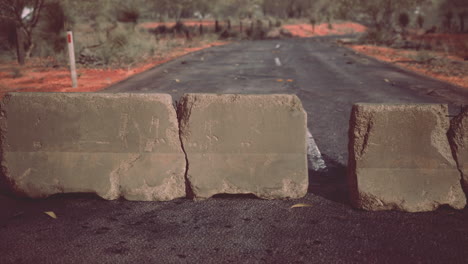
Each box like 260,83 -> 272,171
448,107 -> 468,196
178,94 -> 308,199
348,104 -> 466,212
0,93 -> 186,201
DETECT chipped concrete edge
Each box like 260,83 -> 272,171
0,94 -> 17,197
448,106 -> 468,200
348,103 -> 468,210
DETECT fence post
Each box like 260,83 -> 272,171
67,31 -> 78,88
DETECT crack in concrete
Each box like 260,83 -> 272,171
175,100 -> 194,199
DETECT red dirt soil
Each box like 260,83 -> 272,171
349,44 -> 468,89
1,21 -> 465,95
0,41 -> 228,96
283,22 -> 367,37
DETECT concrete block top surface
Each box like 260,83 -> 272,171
348,103 -> 466,212
0,92 -> 181,153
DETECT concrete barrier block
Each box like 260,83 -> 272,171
178,94 -> 308,200
0,93 -> 186,201
448,107 -> 468,195
348,104 -> 466,212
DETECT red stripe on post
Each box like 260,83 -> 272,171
67,33 -> 71,43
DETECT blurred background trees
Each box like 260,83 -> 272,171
0,0 -> 466,65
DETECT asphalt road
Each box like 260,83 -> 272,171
1,36 -> 468,263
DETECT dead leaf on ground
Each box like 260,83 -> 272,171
291,203 -> 313,208
384,78 -> 390,83
44,211 -> 57,219
174,79 -> 180,83
277,79 -> 284,82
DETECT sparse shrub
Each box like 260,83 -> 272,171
33,1 -> 70,59
256,19 -> 263,29
360,28 -> 396,45
244,20 -> 267,40
443,11 -> 454,31
78,25 -> 157,67
215,20 -> 221,33
116,6 -> 140,24
219,29 -> 238,39
275,20 -> 282,27
411,49 -> 434,63
310,17 -> 316,33
171,21 -> 192,40
417,15 -> 424,29
0,20 -> 16,52
172,21 -> 186,34
460,40 -> 468,59
398,12 -> 410,29
156,25 -> 169,34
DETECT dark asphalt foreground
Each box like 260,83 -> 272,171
1,36 -> 468,263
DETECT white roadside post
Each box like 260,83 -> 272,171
67,31 -> 78,88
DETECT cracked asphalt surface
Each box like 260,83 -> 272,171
1,36 -> 468,263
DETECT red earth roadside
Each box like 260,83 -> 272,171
283,22 -> 367,37
286,22 -> 466,90
349,44 -> 467,89
0,21 -> 465,95
0,41 -> 228,97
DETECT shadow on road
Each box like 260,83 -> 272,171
308,155 -> 350,205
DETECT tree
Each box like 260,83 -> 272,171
417,14 -> 424,28
437,0 -> 468,32
351,0 -> 425,31
398,12 -> 410,29
0,0 -> 45,65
